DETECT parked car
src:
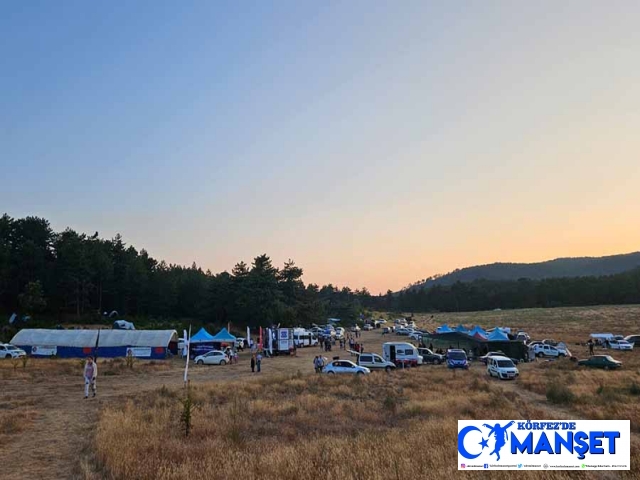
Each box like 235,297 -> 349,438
607,339 -> 633,351
554,343 -> 572,357
356,353 -> 396,372
194,350 -> 229,366
542,339 -> 557,346
0,344 -> 27,359
515,331 -> 530,342
623,335 -> 640,346
479,351 -> 521,365
377,319 -> 387,324
417,348 -> 445,365
577,355 -> 622,370
533,344 -> 563,358
351,325 -> 361,332
323,360 -> 370,375
363,324 -> 374,331
446,349 -> 469,369
395,328 -> 412,336
487,356 -> 519,380
409,332 -> 423,341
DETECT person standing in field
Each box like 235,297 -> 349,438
250,355 -> 256,373
256,352 -> 262,373
84,357 -> 97,399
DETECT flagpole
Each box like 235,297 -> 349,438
184,325 -> 191,387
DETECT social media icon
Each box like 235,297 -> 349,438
518,464 -> 523,468
484,464 -> 489,469
461,464 -> 466,469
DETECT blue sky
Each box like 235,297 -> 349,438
2,1 -> 640,293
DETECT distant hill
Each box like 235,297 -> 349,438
409,251 -> 640,290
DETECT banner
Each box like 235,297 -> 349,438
126,347 -> 151,358
458,420 -> 630,470
246,326 -> 251,347
183,325 -> 191,385
31,345 -> 57,356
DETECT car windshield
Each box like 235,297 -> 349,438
448,351 -> 466,360
497,360 -> 515,368
604,356 -> 615,362
6,345 -> 18,350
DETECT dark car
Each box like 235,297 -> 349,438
577,355 -> 622,370
417,348 -> 444,365
479,351 -> 521,365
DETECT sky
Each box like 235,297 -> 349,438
2,1 -> 640,294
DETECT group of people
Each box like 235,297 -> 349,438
250,353 -> 263,373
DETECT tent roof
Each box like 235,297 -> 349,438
190,327 -> 216,343
487,329 -> 509,341
10,329 -> 177,348
472,331 -> 488,340
436,324 -> 453,333
210,328 -> 236,342
469,326 -> 487,335
455,324 -> 469,333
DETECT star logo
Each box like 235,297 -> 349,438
479,437 -> 489,449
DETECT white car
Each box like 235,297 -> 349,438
0,344 -> 26,359
377,319 -> 387,324
554,343 -> 572,357
409,332 -> 423,341
194,350 -> 229,365
363,324 -> 374,331
395,328 -> 413,336
322,360 -> 370,375
608,340 -> 634,351
351,325 -> 361,332
533,344 -> 562,358
487,356 -> 519,380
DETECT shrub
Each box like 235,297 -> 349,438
629,382 -> 640,396
546,381 -> 574,405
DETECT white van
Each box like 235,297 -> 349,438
293,329 -> 318,347
382,342 -> 423,367
487,356 -> 519,380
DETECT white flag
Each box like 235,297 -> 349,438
246,326 -> 250,347
183,325 -> 191,385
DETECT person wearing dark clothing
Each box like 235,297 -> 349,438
256,353 -> 262,372
251,356 -> 255,373
588,339 -> 594,356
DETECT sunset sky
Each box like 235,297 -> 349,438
2,1 -> 640,294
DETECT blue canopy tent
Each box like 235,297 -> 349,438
455,324 -> 470,334
487,329 -> 509,341
210,328 -> 237,343
190,327 -> 216,343
469,326 -> 488,337
436,324 -> 453,333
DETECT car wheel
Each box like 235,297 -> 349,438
356,371 -> 364,375
220,360 -> 227,365
604,366 -> 609,371
559,354 -> 565,358
197,360 -> 204,365
328,371 -> 335,375
385,366 -> 391,372
536,352 -> 542,357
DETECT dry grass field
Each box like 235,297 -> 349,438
1,304 -> 639,479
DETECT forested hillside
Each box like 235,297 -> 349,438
408,252 -> 640,290
0,214 -> 369,328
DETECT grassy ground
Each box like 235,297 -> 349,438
1,304 -> 639,479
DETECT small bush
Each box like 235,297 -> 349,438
546,381 -> 574,405
629,382 -> 640,396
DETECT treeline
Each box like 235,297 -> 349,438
0,214 -> 370,328
371,269 -> 640,312
3,214 -> 640,327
